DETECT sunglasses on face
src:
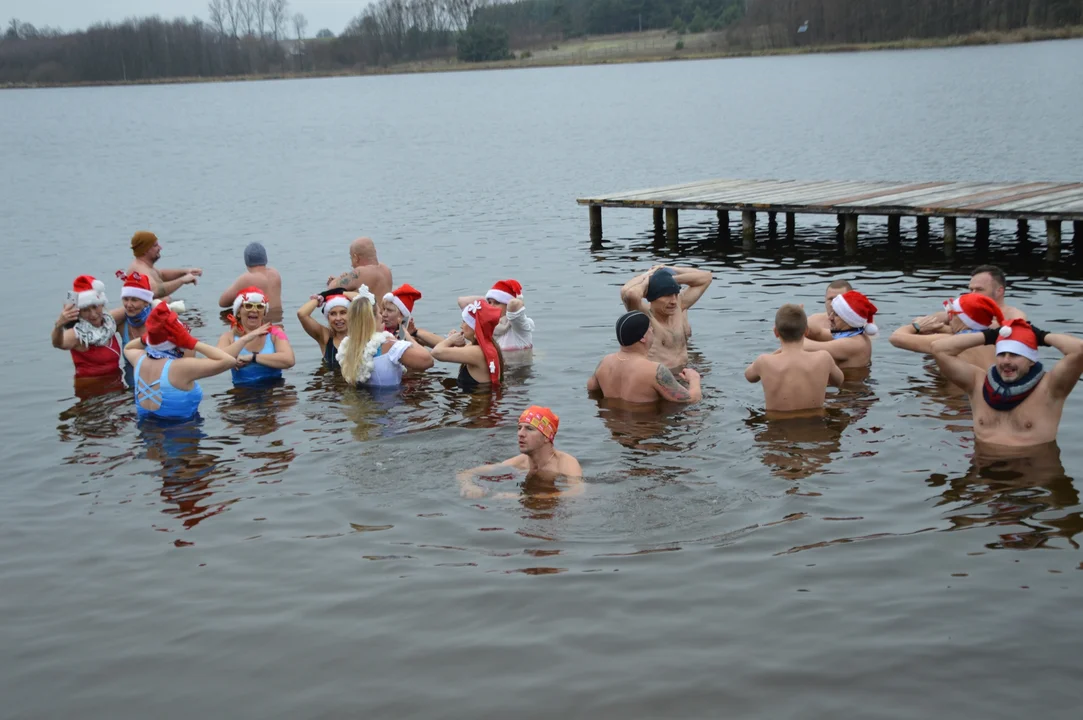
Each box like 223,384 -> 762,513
241,302 -> 266,311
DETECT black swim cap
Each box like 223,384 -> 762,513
616,311 -> 651,346
645,268 -> 680,301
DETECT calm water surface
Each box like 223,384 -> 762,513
3,40 -> 1083,718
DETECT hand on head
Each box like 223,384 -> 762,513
507,297 -> 524,313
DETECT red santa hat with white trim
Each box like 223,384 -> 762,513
384,283 -> 422,318
831,290 -> 879,335
142,302 -> 198,354
944,293 -> 1004,330
72,275 -> 108,308
322,291 -> 351,317
232,286 -> 268,316
996,319 -> 1039,362
485,279 -> 522,305
116,270 -> 154,303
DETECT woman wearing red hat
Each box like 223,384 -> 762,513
336,286 -> 433,387
380,283 -> 440,348
457,279 -> 535,352
115,271 -> 156,357
51,275 -> 126,381
216,286 -> 295,386
432,300 -> 505,391
123,303 -> 242,421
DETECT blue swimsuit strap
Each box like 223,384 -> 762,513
134,355 -> 164,405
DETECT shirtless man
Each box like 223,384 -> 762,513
797,290 -> 878,369
218,242 -> 282,312
806,279 -> 852,340
458,406 -> 582,499
127,231 -> 201,299
931,320 -> 1083,447
920,265 -> 1026,330
890,293 -> 1003,370
620,265 -> 712,372
587,310 -> 702,403
745,304 -> 843,411
326,237 -> 392,302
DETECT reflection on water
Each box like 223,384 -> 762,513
930,442 -> 1082,550
137,417 -> 233,531
745,408 -> 851,482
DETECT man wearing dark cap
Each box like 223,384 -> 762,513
127,230 -> 202,299
218,242 -> 283,314
587,311 -> 702,404
620,264 -> 712,373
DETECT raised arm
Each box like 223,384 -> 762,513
296,298 -> 330,344
672,267 -> 713,310
457,295 -> 484,310
172,341 -> 239,385
930,333 -> 986,392
218,324 -> 270,358
51,304 -> 80,350
620,270 -> 652,312
155,272 -> 197,299
1043,332 -> 1083,400
159,267 -> 202,282
431,333 -> 484,368
889,323 -> 948,354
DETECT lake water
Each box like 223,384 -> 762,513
3,40 -> 1083,718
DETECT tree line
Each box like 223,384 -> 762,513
2,0 -> 1081,84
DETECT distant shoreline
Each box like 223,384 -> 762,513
4,25 -> 1081,90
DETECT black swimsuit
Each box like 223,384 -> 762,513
324,338 -> 341,370
457,364 -> 480,392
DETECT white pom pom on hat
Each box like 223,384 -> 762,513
999,326 -> 1012,338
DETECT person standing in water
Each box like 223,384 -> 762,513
381,283 -> 441,348
458,279 -> 536,352
620,265 -> 713,373
123,303 -> 241,422
336,286 -> 433,387
431,300 -> 504,391
806,279 -> 853,340
114,271 -> 156,351
890,293 -> 1004,370
216,286 -> 295,386
217,242 -> 283,314
126,231 -> 201,299
745,304 -> 843,412
326,237 -> 393,302
51,275 -> 122,379
297,289 -> 352,370
797,289 -> 878,369
458,405 -> 583,498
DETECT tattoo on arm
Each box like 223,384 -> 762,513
335,270 -> 359,287
655,364 -> 691,402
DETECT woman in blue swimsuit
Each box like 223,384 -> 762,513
217,286 -> 296,386
297,288 -> 352,371
122,303 -> 240,422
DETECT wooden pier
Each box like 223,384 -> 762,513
578,179 -> 1083,257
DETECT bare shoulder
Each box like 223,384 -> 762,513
556,451 -> 583,476
505,454 -> 530,470
1004,305 -> 1027,320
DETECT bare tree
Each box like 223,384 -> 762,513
254,0 -> 268,38
207,0 -> 227,36
223,0 -> 239,37
292,12 -> 308,42
237,0 -> 255,37
268,0 -> 289,41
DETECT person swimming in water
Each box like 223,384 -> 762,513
431,300 -> 504,391
123,303 -> 242,422
216,286 -> 296,386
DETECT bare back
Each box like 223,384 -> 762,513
592,352 -> 666,403
753,349 -> 837,412
333,263 -> 393,301
240,267 -> 282,309
807,334 -> 872,369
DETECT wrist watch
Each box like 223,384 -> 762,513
251,353 -> 259,364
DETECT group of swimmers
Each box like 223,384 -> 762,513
53,231 -> 1083,496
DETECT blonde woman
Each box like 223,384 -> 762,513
337,286 -> 433,387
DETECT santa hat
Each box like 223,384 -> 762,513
485,279 -> 523,306
831,291 -> 879,335
945,293 -> 1004,331
232,286 -> 268,316
996,319 -> 1039,362
115,270 -> 154,303
322,291 -> 351,317
142,302 -> 198,355
462,300 -> 503,384
72,275 -> 107,309
384,283 -> 422,319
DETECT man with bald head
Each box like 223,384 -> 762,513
326,237 -> 392,302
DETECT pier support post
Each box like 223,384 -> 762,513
768,211 -> 778,238
665,208 -> 679,244
916,216 -> 930,242
887,215 -> 901,243
589,205 -> 602,240
742,211 -> 756,245
1017,219 -> 1029,240
717,209 -> 729,232
943,217 -> 957,256
785,212 -> 795,240
1047,220 -> 1062,260
976,218 -> 990,244
653,208 -> 664,233
1074,221 -> 1083,248
842,214 -> 859,255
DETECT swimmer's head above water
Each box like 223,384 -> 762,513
616,310 -> 652,348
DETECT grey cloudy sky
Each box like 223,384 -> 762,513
6,1 -> 364,36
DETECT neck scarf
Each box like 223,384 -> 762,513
74,313 -> 117,348
832,327 -> 864,339
146,346 -> 184,360
127,304 -> 152,327
982,362 -> 1045,411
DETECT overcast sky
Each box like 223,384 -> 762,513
5,1 -> 364,36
